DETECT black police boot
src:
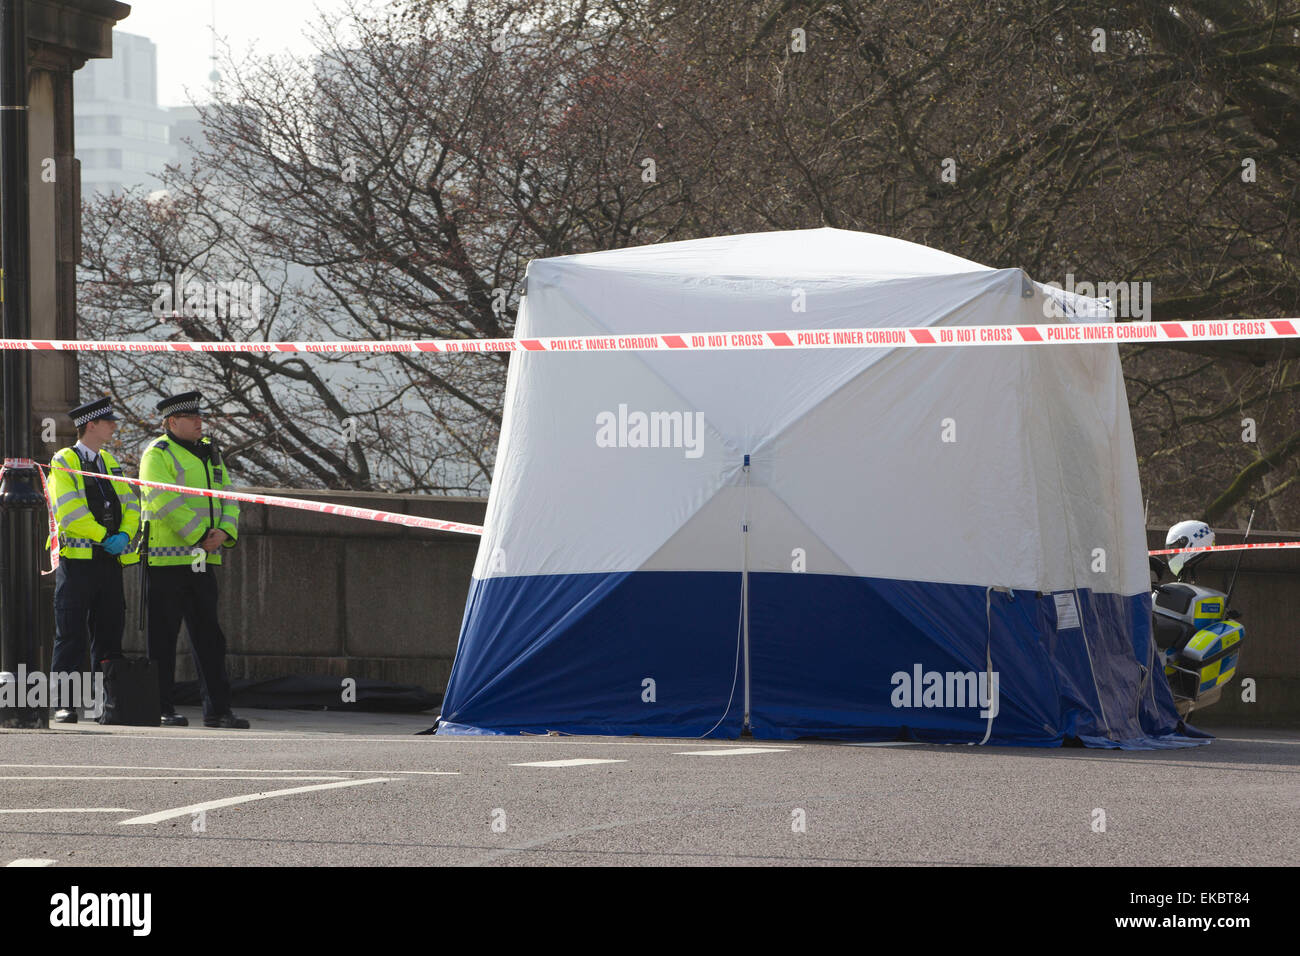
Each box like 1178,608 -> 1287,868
53,708 -> 78,724
160,712 -> 190,727
203,713 -> 249,729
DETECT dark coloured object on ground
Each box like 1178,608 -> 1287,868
97,657 -> 161,726
203,712 -> 249,729
172,675 -> 441,713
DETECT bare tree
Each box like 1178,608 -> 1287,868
79,0 -> 701,492
79,0 -> 1299,523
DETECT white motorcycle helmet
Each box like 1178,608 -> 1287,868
1166,519 -> 1214,577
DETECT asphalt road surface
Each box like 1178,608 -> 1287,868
1,709 -> 1296,866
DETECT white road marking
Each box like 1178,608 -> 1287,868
510,758 -> 627,767
449,738 -> 802,748
673,748 -> 791,756
6,858 -> 56,867
119,777 -> 394,825
1,775 -> 347,782
153,738 -> 373,743
1214,736 -> 1300,746
0,763 -> 457,775
838,742 -> 920,747
43,734 -> 802,746
0,808 -> 136,814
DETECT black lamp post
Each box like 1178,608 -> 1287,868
0,0 -> 46,728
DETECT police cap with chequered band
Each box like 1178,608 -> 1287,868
156,390 -> 205,417
69,396 -> 119,426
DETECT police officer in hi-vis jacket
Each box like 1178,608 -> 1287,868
140,391 -> 247,729
47,398 -> 141,723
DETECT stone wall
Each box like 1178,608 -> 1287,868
103,496 -> 1297,727
120,491 -> 488,699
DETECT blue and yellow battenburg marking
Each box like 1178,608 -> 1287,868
1192,596 -> 1224,628
1165,619 -> 1243,691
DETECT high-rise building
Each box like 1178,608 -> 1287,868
167,104 -> 206,169
74,31 -> 174,194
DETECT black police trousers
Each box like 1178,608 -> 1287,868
52,553 -> 125,681
147,564 -> 233,718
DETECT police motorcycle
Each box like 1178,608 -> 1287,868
1148,520 -> 1246,717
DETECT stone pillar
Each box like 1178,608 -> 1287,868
23,0 -> 131,662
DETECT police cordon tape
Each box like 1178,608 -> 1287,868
39,462 -> 485,538
1150,541 -> 1300,556
0,456 -> 37,477
24,460 -> 1300,557
1,317 -> 1298,355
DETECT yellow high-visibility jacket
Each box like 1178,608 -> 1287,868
138,434 -> 239,567
46,446 -> 141,565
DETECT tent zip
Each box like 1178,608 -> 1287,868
979,586 -> 1012,745
742,454 -> 752,733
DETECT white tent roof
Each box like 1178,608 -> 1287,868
474,227 -> 1147,599
547,227 -> 992,279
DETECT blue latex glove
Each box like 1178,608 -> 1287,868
101,532 -> 130,556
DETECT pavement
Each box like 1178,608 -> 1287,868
1,708 -> 1297,866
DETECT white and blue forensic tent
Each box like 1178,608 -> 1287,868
438,228 -> 1204,748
